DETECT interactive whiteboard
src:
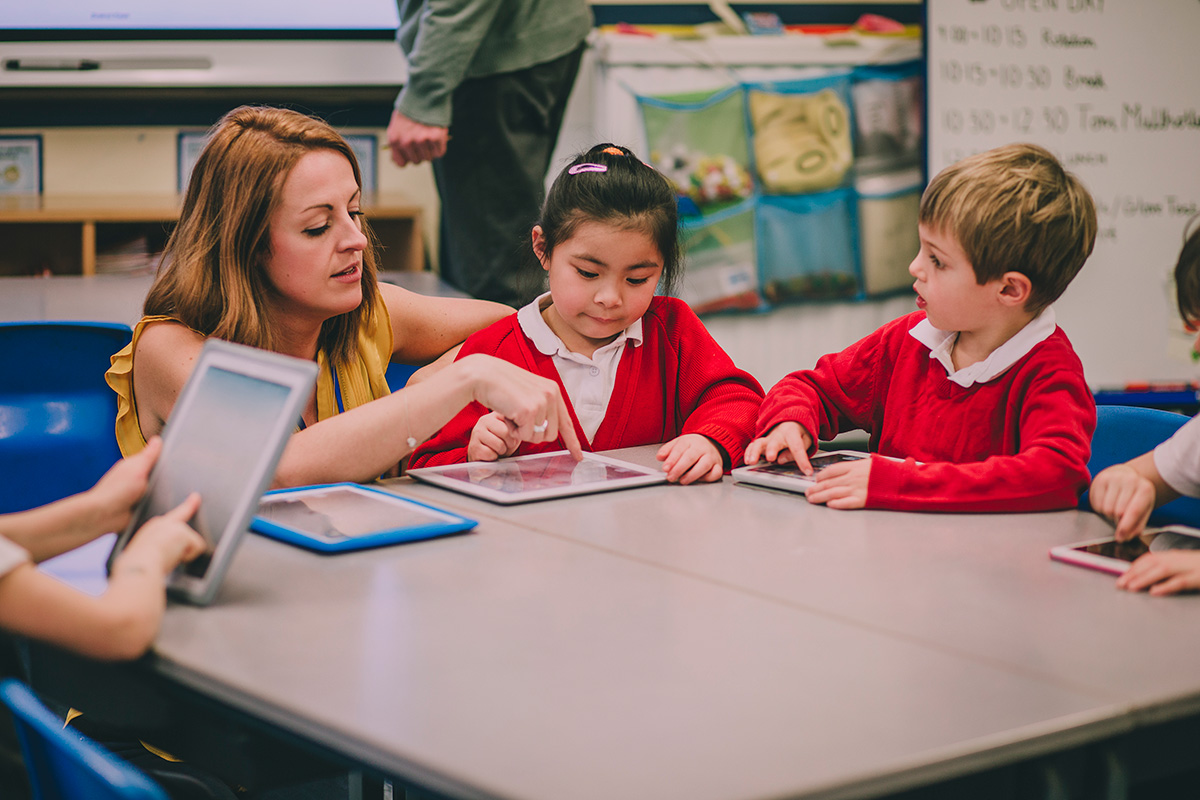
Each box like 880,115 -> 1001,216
927,1 -> 1200,387
4,0 -> 399,35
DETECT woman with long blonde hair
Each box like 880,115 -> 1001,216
108,105 -> 580,485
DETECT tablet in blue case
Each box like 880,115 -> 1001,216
252,483 -> 477,553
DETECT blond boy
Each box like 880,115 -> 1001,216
745,143 -> 1098,511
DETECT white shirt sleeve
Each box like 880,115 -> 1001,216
0,534 -> 31,580
1153,413 -> 1200,497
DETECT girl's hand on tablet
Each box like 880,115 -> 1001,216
468,412 -> 521,462
115,493 -> 206,578
744,422 -> 814,473
657,434 -> 723,485
1089,464 -> 1156,541
805,456 -> 872,510
1116,550 -> 1200,596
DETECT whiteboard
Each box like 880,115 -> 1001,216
926,0 -> 1200,388
4,0 -> 399,32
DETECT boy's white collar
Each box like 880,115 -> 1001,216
517,292 -> 644,356
908,307 -> 1057,387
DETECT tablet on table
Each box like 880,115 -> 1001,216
106,339 -> 316,606
406,450 -> 668,505
730,450 -> 872,495
253,483 -> 477,553
1049,525 -> 1200,576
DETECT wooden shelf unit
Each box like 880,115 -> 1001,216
0,193 -> 425,277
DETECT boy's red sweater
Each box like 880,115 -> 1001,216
756,311 -> 1096,512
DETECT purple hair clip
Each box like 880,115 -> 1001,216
568,163 -> 608,175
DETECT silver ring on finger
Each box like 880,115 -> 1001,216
532,420 -> 549,434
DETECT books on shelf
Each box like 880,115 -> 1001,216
94,234 -> 162,275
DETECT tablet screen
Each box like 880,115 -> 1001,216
428,452 -> 645,495
1069,528 -> 1200,563
147,366 -> 293,578
258,486 -> 461,541
747,452 -> 866,476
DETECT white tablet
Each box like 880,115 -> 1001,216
731,450 -> 873,495
107,339 -> 316,605
407,450 -> 668,505
1049,525 -> 1200,576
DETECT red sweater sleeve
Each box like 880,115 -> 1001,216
866,342 -> 1095,512
408,318 -> 520,469
755,314 -> 899,448
653,299 -> 764,467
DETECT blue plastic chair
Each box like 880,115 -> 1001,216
0,679 -> 168,800
0,321 -> 132,513
385,362 -> 419,392
1082,404 -> 1200,526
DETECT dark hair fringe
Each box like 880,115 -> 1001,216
537,142 -> 682,296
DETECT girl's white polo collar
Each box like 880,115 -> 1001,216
517,292 -> 645,358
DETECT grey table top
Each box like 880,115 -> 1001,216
148,447 -> 1200,800
401,448 -> 1200,724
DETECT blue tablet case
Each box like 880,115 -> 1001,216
252,483 -> 477,554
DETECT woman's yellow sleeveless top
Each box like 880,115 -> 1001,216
105,296 -> 394,456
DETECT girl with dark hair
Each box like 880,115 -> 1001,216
410,144 -> 764,484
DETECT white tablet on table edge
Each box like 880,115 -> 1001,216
106,339 -> 316,606
1049,524 -> 1200,576
731,451 -> 873,495
406,450 -> 668,505
253,483 -> 477,553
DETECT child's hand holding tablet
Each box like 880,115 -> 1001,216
732,451 -> 870,498
803,454 -> 873,509
106,339 -> 317,606
1050,525 -> 1200,595
1115,545 -> 1200,595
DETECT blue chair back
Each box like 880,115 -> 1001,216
0,321 -> 132,513
1083,404 -> 1200,526
385,362 -> 419,391
0,679 -> 168,800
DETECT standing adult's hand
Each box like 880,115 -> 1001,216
387,110 -> 450,167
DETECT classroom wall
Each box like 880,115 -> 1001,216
1,125 -> 442,269
1,0 -> 918,386
0,2 -> 916,281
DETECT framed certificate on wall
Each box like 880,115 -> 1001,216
345,134 -> 378,195
177,130 -> 210,193
0,135 -> 42,194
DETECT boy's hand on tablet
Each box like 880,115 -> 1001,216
114,493 -> 206,578
1116,550 -> 1200,596
804,456 -> 872,509
469,412 -> 521,462
657,434 -> 723,485
744,422 -> 814,473
1089,464 -> 1156,541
